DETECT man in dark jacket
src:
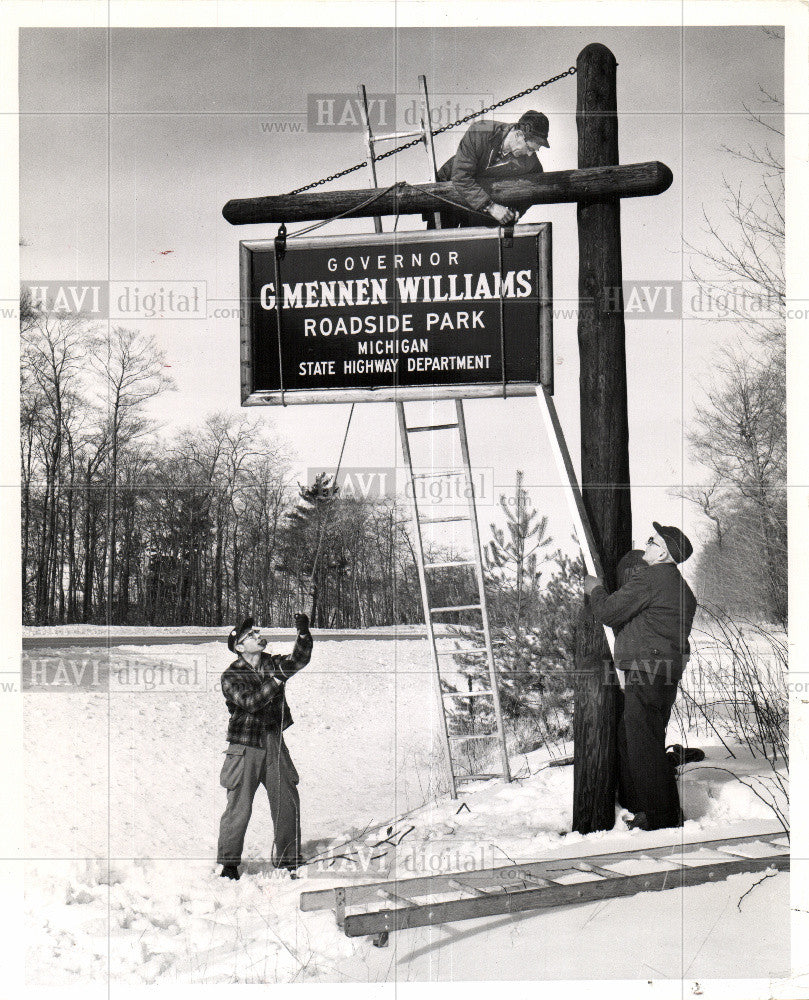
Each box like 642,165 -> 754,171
216,614 -> 312,880
584,523 -> 697,831
429,110 -> 550,227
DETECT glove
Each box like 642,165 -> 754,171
488,202 -> 516,225
294,613 -> 310,634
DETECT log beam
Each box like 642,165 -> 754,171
222,161 -> 672,225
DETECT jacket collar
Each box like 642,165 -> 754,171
647,561 -> 680,574
490,122 -> 514,158
230,653 -> 263,676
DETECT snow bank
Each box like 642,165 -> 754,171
23,637 -> 790,985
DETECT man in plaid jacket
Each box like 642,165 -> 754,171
217,614 -> 313,880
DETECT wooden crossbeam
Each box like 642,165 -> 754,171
221,161 -> 673,225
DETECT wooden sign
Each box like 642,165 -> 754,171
239,225 -> 552,405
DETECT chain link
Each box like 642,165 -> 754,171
285,66 -> 576,196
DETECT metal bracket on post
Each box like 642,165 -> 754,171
274,222 -> 287,260
334,886 -> 346,931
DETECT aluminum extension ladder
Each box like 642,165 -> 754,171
359,76 -> 512,796
396,401 -> 512,796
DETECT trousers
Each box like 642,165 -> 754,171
216,731 -> 301,868
617,661 -> 684,830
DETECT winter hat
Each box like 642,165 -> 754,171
517,110 -> 550,147
227,617 -> 254,653
652,522 -> 693,564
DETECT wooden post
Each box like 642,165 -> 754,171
572,43 -> 631,834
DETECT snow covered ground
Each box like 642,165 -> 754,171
21,635 -> 791,987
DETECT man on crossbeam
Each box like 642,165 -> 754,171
427,110 -> 551,228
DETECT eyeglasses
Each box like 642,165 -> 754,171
647,536 -> 662,548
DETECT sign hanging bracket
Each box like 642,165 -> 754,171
273,224 -> 288,405
275,222 -> 288,259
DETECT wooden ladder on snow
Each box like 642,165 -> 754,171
300,828 -> 790,946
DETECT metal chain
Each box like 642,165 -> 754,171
285,66 -> 576,196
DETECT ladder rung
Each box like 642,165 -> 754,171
420,514 -> 470,524
447,878 -> 490,897
430,604 -> 481,614
407,423 -> 459,433
425,559 -> 476,569
518,873 -> 556,887
574,861 -> 623,879
411,470 -> 466,481
456,773 -> 501,781
374,128 -> 425,142
442,690 -> 494,698
449,733 -> 499,741
377,888 -> 417,906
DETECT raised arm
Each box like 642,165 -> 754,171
264,614 -> 313,684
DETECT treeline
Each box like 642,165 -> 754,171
20,300 -> 461,627
684,91 -> 786,627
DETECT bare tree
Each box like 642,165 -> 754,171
684,59 -> 786,625
21,309 -> 88,621
19,320 -> 427,625
89,327 -> 174,620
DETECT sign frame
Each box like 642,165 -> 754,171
239,224 -> 552,406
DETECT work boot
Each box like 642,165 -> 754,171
220,864 -> 240,880
666,744 -> 705,768
627,811 -> 650,831
274,863 -> 302,880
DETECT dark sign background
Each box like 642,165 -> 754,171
241,226 -> 549,404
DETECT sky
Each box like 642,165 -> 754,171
17,23 -> 785,565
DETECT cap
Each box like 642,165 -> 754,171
517,110 -> 550,148
227,616 -> 254,653
653,522 -> 693,564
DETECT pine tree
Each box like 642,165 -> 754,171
446,473 -> 584,754
482,471 -> 553,710
276,472 -> 342,626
